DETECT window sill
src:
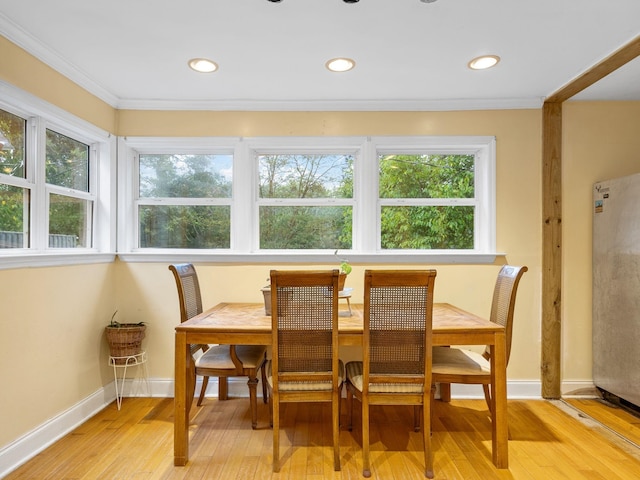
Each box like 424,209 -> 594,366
0,252 -> 116,270
0,251 -> 505,270
116,251 -> 504,265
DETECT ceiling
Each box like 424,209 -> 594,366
1,0 -> 639,111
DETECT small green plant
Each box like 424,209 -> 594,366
334,250 -> 352,275
108,310 -> 145,327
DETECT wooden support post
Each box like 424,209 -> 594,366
540,35 -> 640,399
541,101 -> 563,399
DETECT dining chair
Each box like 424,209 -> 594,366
346,269 -> 438,479
268,269 -> 343,472
432,264 -> 527,413
168,263 -> 268,429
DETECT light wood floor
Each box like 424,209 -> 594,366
5,396 -> 640,479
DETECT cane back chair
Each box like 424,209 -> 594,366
346,269 -> 437,478
268,269 -> 343,472
432,265 -> 527,413
168,263 -> 267,429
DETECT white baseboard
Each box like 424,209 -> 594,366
1,377 -> 589,477
445,381 -> 540,399
561,381 -> 599,397
0,388 -> 112,478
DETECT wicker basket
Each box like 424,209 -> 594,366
338,273 -> 347,291
105,324 -> 146,364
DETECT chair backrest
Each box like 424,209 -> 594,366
364,269 -> 437,390
270,269 -> 340,386
485,264 -> 528,364
168,263 -> 203,323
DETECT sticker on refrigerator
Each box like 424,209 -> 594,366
595,199 -> 603,213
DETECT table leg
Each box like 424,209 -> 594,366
491,331 -> 508,468
174,331 -> 189,466
439,383 -> 451,402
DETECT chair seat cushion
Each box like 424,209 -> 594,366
431,346 -> 490,376
196,344 -> 267,370
267,359 -> 344,391
345,361 -> 425,393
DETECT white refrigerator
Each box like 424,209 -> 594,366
593,172 -> 640,408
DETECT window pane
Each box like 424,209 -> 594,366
49,193 -> 91,248
46,130 -> 90,191
381,206 -> 474,249
139,154 -> 232,198
0,109 -> 26,178
0,184 -> 29,248
260,205 -> 352,249
379,154 -> 474,199
259,154 -> 353,199
139,205 -> 230,248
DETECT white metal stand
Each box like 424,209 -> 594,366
339,287 -> 353,316
108,351 -> 149,410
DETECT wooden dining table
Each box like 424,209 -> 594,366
174,302 -> 509,469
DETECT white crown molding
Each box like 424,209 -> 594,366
0,16 -> 120,107
115,97 -> 544,112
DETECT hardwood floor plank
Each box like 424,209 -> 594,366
564,398 -> 640,446
5,398 -> 640,480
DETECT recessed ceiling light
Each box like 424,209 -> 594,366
326,57 -> 356,73
188,58 -> 218,73
468,55 -> 500,70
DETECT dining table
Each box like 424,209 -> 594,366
174,302 -> 509,469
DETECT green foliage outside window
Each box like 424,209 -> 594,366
0,117 -> 91,248
0,110 -> 27,245
138,154 -> 232,248
139,205 -> 231,248
379,154 -> 475,249
258,154 -> 353,250
46,130 -> 90,246
49,194 -> 87,247
46,130 -> 89,192
0,110 -> 25,178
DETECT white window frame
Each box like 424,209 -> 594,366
119,137 -> 238,253
136,150 -> 235,250
370,136 -> 496,254
248,137 -> 361,254
44,124 -> 97,250
0,81 -> 116,270
119,135 -> 497,265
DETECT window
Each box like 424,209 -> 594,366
378,153 -> 475,250
121,136 -> 495,262
0,83 -> 114,267
257,153 -> 353,250
0,109 -> 28,248
370,137 -> 495,255
137,154 -> 232,248
46,129 -> 92,248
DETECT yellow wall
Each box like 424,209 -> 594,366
117,109 -> 533,137
113,108 -> 542,385
561,101 -> 640,384
5,36 -> 638,454
0,37 -> 542,451
0,263 -> 117,445
0,36 -> 116,133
